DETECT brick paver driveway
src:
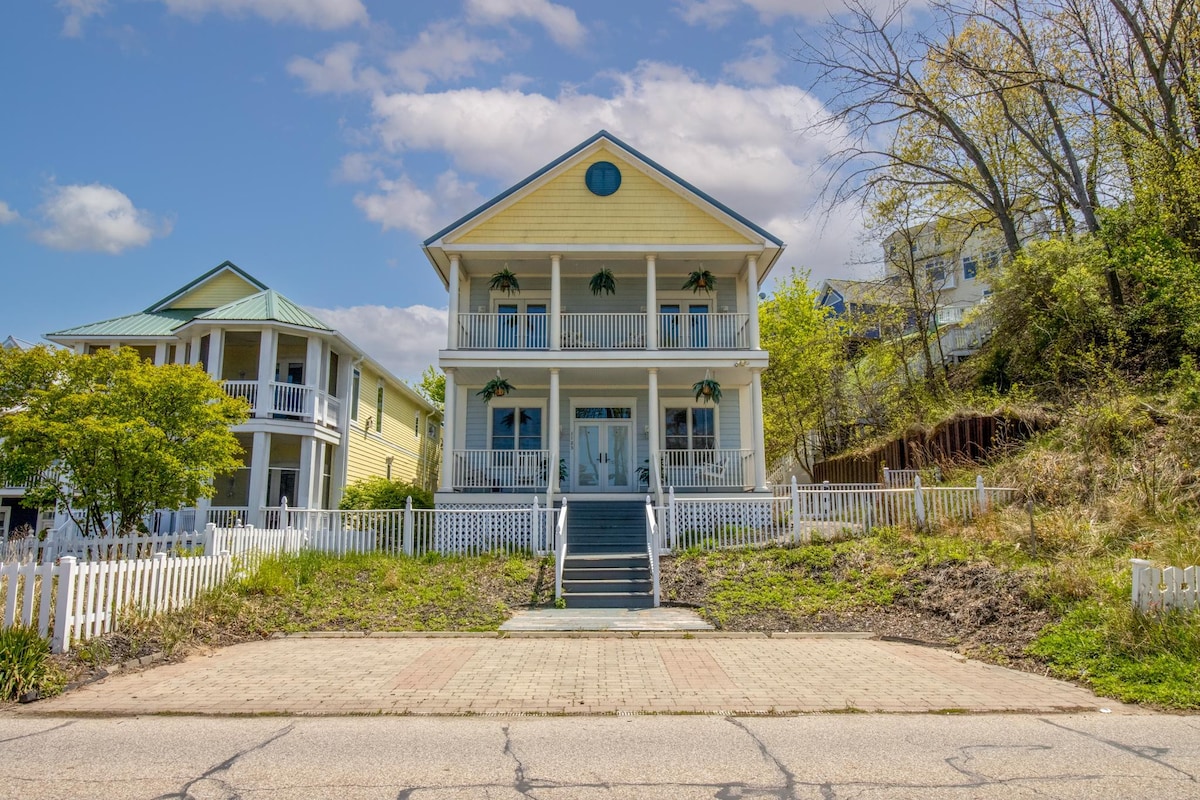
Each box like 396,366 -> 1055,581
30,634 -> 1127,716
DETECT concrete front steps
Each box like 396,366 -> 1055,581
562,501 -> 653,609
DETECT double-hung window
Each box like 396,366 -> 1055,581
663,406 -> 715,451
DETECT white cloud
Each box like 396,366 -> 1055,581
0,201 -> 19,225
308,304 -> 447,382
465,0 -> 585,47
723,35 -> 787,85
355,171 -> 483,237
384,21 -> 507,92
334,152 -> 378,183
160,0 -> 367,29
287,41 -> 368,94
33,183 -> 169,254
676,0 -> 916,26
673,0 -> 740,28
58,0 -> 108,37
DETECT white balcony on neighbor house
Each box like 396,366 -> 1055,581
657,448 -> 754,490
222,380 -> 341,428
452,311 -> 752,351
451,449 -> 551,491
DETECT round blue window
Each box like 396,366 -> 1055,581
585,161 -> 622,196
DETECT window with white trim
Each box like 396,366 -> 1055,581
375,382 -> 384,433
663,407 -> 715,450
350,369 -> 361,421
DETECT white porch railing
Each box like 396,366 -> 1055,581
208,507 -> 250,527
656,312 -> 750,349
560,313 -> 646,349
658,449 -> 753,489
221,381 -> 342,428
459,312 -> 550,350
452,449 -> 551,491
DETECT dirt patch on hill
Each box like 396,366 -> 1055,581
661,556 -> 1057,672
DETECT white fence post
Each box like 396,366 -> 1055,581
790,476 -> 801,543
668,487 -> 677,550
202,522 -> 217,556
403,496 -> 414,557
531,496 -> 540,553
913,475 -> 926,529
1131,558 -> 1151,610
882,466 -> 890,487
50,556 -> 77,654
976,474 -> 987,514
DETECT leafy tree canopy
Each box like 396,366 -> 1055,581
0,346 -> 248,535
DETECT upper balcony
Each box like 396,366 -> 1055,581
456,311 -> 752,351
223,380 -> 341,428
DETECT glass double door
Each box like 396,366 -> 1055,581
574,419 -> 632,492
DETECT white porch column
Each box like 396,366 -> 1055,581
189,335 -> 202,366
447,254 -> 461,350
207,329 -> 224,381
550,254 -> 562,351
645,255 -> 658,350
745,255 -> 760,349
750,368 -> 768,491
153,343 -> 168,366
247,431 -> 271,526
548,368 -> 561,493
304,336 -> 322,420
439,368 -> 456,492
315,441 -> 328,508
647,367 -> 660,477
297,437 -> 319,508
256,328 -> 277,418
173,342 -> 186,365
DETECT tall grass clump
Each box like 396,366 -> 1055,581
0,626 -> 66,701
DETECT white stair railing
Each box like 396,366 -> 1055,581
645,496 -> 660,607
554,499 -> 569,602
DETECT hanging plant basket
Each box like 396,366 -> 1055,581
692,377 -> 722,404
589,267 -> 617,296
489,267 -> 521,295
682,269 -> 717,294
477,376 -> 516,403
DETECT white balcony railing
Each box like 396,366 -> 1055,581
222,381 -> 343,429
459,313 -> 550,350
452,449 -> 551,491
657,448 -> 754,489
560,313 -> 646,349
452,312 -> 752,350
656,313 -> 750,349
207,506 -> 249,527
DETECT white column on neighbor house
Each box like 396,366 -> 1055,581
315,441 -> 328,508
304,336 -> 322,420
256,328 -> 277,418
447,254 -> 461,350
745,255 -> 760,349
207,329 -> 224,381
153,343 -> 168,366
189,335 -> 202,365
439,368 -> 457,492
246,431 -> 271,526
550,254 -> 562,351
548,368 -> 561,494
645,254 -> 658,350
173,342 -> 187,365
750,368 -> 767,491
647,367 -> 660,476
297,437 -> 319,508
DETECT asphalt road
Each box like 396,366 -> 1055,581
1,713 -> 1197,799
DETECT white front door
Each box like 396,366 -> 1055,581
574,417 -> 633,492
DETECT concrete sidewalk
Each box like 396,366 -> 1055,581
26,634 -> 1131,717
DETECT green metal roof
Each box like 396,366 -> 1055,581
197,290 -> 332,330
47,309 -> 202,338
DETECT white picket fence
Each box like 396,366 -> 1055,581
0,551 -> 233,653
659,476 -> 1017,554
1131,559 -> 1199,613
3,531 -> 209,565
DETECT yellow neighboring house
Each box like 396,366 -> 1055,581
46,262 -> 441,527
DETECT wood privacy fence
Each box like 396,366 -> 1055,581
0,551 -> 233,653
813,413 -> 1041,484
1131,559 -> 1199,612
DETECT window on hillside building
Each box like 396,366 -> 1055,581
963,256 -> 978,280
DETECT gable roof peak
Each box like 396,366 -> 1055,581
146,260 -> 269,312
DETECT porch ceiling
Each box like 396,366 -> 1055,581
455,253 -> 751,279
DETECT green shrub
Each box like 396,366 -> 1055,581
339,477 -> 433,510
0,626 -> 66,701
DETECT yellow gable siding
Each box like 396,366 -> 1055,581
167,271 -> 261,310
344,365 -> 440,490
450,148 -> 756,246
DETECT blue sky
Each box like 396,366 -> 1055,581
1,0 -> 883,380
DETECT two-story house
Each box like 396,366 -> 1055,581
45,262 -> 441,528
423,131 -> 783,510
